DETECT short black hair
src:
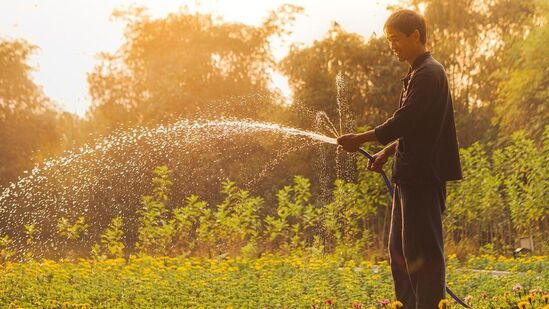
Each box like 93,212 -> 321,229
384,9 -> 427,45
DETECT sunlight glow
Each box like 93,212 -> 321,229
0,0 -> 396,116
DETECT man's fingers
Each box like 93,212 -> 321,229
372,160 -> 381,169
337,134 -> 353,145
371,157 -> 385,173
366,157 -> 378,172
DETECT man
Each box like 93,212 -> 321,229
337,9 -> 462,309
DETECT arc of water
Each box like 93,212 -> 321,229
316,111 -> 340,138
0,119 -> 338,205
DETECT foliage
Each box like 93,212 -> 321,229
126,126 -> 546,259
0,39 -> 70,186
495,129 -> 548,245
0,235 -> 15,263
445,142 -> 505,250
87,5 -> 303,132
446,127 -> 549,255
1,124 -> 545,262
92,217 -> 125,260
24,224 -> 37,245
136,165 -> 175,256
324,180 -> 369,250
212,180 -> 264,256
0,254 -> 546,308
494,0 -> 548,141
280,22 -> 403,130
57,217 -> 88,240
264,176 -> 321,251
0,0 -> 546,265
171,194 -> 209,255
401,0 -> 537,147
134,166 -> 266,257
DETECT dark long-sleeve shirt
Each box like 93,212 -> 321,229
374,51 -> 462,184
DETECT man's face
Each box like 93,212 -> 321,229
385,26 -> 419,62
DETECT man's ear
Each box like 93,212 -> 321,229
411,29 -> 420,43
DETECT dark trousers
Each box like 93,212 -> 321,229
388,182 -> 446,309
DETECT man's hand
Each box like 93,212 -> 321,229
336,133 -> 363,152
367,150 -> 390,173
337,130 -> 380,152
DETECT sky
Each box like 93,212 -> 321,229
0,0 -> 397,117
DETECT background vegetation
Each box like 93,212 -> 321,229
0,0 -> 547,259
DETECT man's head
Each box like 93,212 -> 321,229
384,9 -> 427,63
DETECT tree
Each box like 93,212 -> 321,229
401,0 -> 537,147
0,39 -> 66,186
280,22 -> 403,132
494,0 -> 548,142
87,5 -> 303,132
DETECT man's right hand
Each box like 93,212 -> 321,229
367,150 -> 390,173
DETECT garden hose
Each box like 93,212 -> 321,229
357,147 -> 471,308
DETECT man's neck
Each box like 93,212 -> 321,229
406,46 -> 428,67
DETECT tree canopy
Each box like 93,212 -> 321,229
87,5 -> 303,132
0,39 -> 69,186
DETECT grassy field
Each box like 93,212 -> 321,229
0,254 -> 547,308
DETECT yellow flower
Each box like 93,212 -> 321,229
542,294 -> 549,304
526,294 -> 534,303
391,300 -> 404,308
518,301 -> 530,309
438,299 -> 450,309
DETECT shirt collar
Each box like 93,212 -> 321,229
400,51 -> 431,81
411,51 -> 431,70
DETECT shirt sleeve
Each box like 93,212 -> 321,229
374,68 -> 438,145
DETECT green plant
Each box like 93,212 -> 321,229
92,217 -> 125,260
57,217 -> 88,240
136,165 -> 175,256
